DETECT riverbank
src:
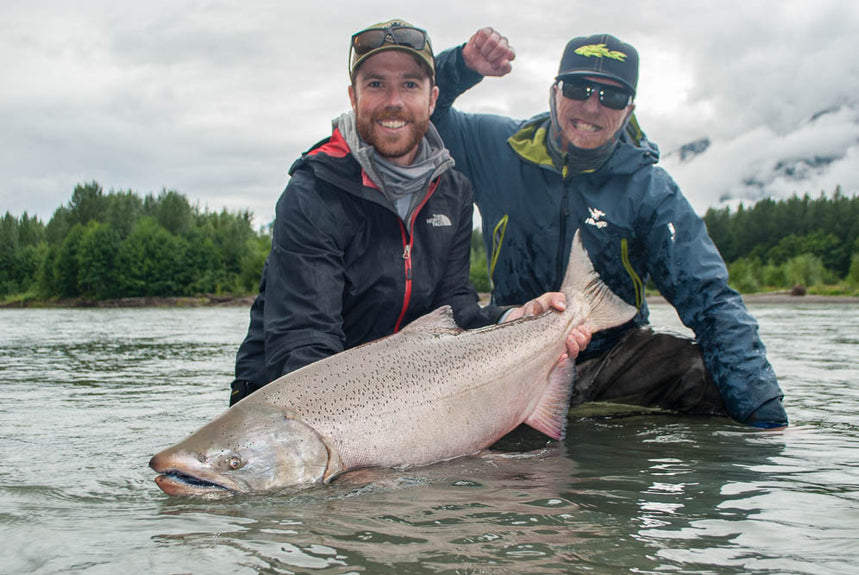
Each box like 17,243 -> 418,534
649,292 -> 859,305
3,291 -> 857,309
0,294 -> 256,309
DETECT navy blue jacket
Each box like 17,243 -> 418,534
234,127 -> 504,389
431,46 -> 785,424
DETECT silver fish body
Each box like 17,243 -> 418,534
150,231 -> 636,496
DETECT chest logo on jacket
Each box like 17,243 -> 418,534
426,214 -> 453,227
585,206 -> 608,229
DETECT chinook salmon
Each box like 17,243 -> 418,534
150,231 -> 636,496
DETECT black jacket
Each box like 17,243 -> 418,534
232,127 -> 503,400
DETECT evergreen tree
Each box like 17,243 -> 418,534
45,206 -> 72,245
36,245 -> 60,297
115,217 -> 186,297
68,181 -> 106,226
104,190 -> 143,238
0,213 -> 20,294
77,221 -> 122,298
56,224 -> 86,297
152,189 -> 192,236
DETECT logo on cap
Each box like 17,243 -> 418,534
574,44 -> 628,62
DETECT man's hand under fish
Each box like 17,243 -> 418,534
503,292 -> 592,360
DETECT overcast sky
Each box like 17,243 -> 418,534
2,0 -> 857,227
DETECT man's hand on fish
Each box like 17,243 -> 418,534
503,292 -> 592,359
462,27 -> 515,77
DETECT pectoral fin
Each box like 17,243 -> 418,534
524,353 -> 575,440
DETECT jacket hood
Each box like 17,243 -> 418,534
507,112 -> 660,177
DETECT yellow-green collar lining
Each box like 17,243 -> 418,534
507,121 -> 555,167
506,113 -> 645,169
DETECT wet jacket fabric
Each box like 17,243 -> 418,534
234,120 -> 503,390
431,46 -> 784,424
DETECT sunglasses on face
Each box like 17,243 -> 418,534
351,25 -> 429,56
559,79 -> 632,110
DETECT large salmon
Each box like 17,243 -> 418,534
150,231 -> 636,496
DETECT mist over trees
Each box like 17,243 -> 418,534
1,181 -> 270,301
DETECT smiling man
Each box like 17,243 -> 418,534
228,20 -> 589,405
431,31 -> 788,428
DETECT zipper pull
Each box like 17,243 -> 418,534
403,245 -> 411,260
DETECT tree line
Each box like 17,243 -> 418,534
703,187 -> 859,294
1,182 -> 270,301
2,183 -> 857,303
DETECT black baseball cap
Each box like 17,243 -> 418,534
556,34 -> 638,96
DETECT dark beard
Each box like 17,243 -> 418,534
356,108 -> 429,162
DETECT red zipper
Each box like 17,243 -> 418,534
393,222 -> 413,333
392,179 -> 440,333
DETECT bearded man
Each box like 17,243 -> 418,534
229,20 -> 588,405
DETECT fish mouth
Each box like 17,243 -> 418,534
154,470 -> 235,497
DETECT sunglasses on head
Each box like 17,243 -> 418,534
351,25 -> 429,56
559,78 -> 632,110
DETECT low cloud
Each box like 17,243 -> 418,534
1,0 -> 857,226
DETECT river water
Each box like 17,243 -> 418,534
1,302 -> 857,574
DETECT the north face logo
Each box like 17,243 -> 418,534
426,214 -> 452,227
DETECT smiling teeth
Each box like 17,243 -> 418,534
380,120 -> 407,129
573,120 -> 600,132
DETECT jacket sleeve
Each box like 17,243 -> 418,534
432,47 -> 528,200
431,172 -> 507,329
432,46 -> 491,186
262,170 -> 350,383
233,258 -> 268,384
642,170 -> 786,425
434,46 -> 484,114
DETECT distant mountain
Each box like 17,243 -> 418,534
665,137 -> 710,163
663,103 -> 858,208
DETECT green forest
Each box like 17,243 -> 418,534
1,182 -> 271,303
2,182 -> 858,305
703,187 -> 859,295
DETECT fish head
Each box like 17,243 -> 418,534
149,403 -> 331,497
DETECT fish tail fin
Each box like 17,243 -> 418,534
562,230 -> 637,332
524,353 -> 575,440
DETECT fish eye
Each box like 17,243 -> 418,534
227,455 -> 243,470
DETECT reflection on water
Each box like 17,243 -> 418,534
1,304 -> 857,574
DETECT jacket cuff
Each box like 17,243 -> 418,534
452,44 -> 485,86
436,45 -> 484,99
743,396 -> 788,428
495,306 -> 518,323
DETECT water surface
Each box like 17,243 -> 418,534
1,303 -> 856,574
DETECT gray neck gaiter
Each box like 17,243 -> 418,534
337,111 -> 454,222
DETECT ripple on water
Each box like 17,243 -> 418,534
1,305 -> 858,573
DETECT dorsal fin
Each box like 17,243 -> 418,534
400,305 -> 463,335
